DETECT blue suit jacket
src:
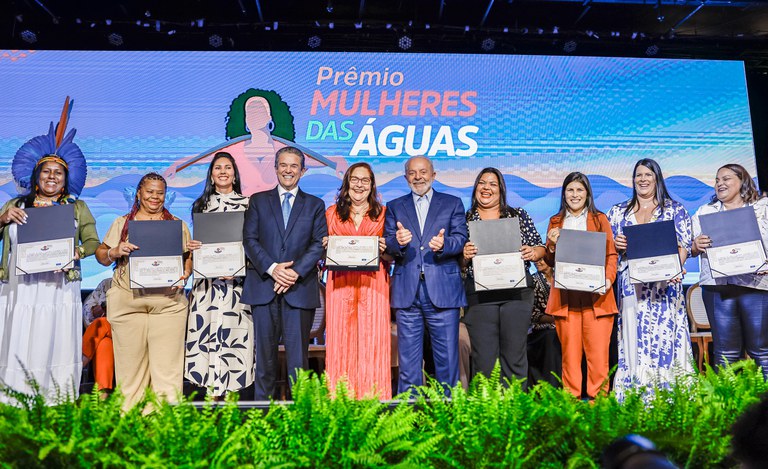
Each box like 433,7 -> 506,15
384,190 -> 468,310
241,187 -> 328,309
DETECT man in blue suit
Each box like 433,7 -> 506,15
384,156 -> 468,395
242,146 -> 327,400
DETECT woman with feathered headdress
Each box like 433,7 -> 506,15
0,98 -> 100,404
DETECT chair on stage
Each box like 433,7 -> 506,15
276,285 -> 326,400
686,283 -> 712,372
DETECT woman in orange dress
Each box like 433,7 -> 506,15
324,162 -> 392,399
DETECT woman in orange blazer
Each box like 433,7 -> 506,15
544,172 -> 618,399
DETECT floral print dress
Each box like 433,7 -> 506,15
185,192 -> 253,396
607,199 -> 694,401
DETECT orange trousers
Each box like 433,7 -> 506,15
555,310 -> 614,399
82,317 -> 115,390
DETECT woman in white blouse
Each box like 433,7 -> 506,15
691,163 -> 768,379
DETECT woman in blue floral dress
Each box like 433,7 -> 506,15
607,159 -> 694,400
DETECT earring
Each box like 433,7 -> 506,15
267,120 -> 275,132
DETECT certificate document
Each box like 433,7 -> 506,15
468,218 -> 525,290
192,212 -> 246,278
473,252 -> 526,290
554,229 -> 607,293
193,242 -> 245,278
700,207 -> 768,277
625,220 -> 682,283
707,240 -> 768,278
128,220 -> 183,289
16,204 -> 76,275
129,256 -> 184,288
326,236 -> 379,271
555,262 -> 606,294
15,238 -> 75,275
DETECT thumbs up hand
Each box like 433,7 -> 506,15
396,221 -> 412,246
429,228 -> 445,252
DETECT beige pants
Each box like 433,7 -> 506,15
107,286 -> 188,411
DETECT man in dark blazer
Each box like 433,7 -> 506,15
242,146 -> 327,400
384,156 -> 468,395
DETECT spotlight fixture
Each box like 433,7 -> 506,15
20,30 -> 37,43
108,32 -> 123,46
328,22 -> 334,29
645,44 -> 659,56
354,22 -> 362,29
481,38 -> 495,51
563,40 -> 577,53
308,35 -> 322,49
326,1 -> 334,13
209,34 -> 223,48
553,26 -> 559,34
398,35 -> 412,50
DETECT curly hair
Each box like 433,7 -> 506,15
225,88 -> 295,141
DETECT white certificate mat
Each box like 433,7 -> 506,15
129,256 -> 184,288
555,262 -> 606,294
326,236 -> 379,271
15,237 -> 75,275
707,240 -> 768,278
628,253 -> 682,284
193,241 -> 245,278
473,252 -> 526,290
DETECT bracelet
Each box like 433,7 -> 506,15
106,247 -> 115,263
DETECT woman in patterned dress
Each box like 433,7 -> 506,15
461,167 -> 546,388
607,159 -> 693,400
185,152 -> 254,397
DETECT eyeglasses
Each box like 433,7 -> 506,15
350,176 -> 372,186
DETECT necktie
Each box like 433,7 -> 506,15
282,192 -> 293,228
416,195 -> 427,234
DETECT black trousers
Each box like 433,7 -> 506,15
463,287 -> 534,388
527,328 -> 562,388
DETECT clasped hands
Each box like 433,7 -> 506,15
273,261 -> 298,294
396,221 -> 444,251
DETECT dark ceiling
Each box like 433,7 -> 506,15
5,1 -> 768,69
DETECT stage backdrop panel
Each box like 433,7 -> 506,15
0,50 -> 756,288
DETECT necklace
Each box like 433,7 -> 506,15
351,204 -> 369,216
33,196 -> 55,207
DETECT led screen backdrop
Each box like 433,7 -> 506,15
0,50 -> 757,288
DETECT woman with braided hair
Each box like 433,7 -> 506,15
95,172 -> 192,411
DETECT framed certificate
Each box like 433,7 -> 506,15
624,220 -> 683,283
473,252 -> 526,290
192,212 -> 246,278
707,240 -> 768,278
700,207 -> 768,278
468,218 -> 525,290
129,256 -> 184,288
554,229 -> 607,294
326,236 -> 379,271
16,204 -> 76,275
128,220 -> 184,288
